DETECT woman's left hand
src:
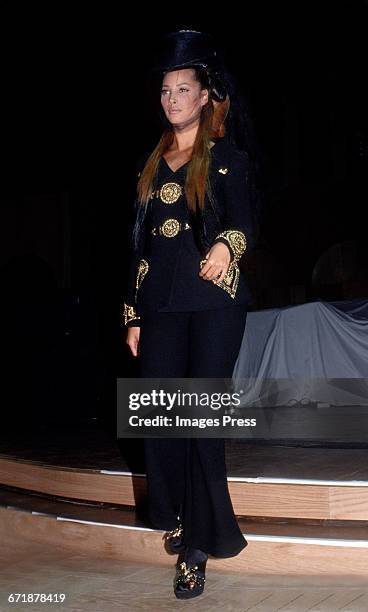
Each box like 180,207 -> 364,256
199,242 -> 231,283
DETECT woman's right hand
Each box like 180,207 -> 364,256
126,326 -> 141,357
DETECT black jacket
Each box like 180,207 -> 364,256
121,135 -> 256,327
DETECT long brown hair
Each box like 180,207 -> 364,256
137,67 -> 228,213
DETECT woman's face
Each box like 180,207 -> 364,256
161,68 -> 209,128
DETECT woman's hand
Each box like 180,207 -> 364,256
199,242 -> 231,283
126,326 -> 140,357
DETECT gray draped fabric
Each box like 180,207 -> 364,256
233,299 -> 368,407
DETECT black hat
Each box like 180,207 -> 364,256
153,30 -> 227,101
154,30 -> 219,72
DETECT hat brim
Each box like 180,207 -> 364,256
154,59 -> 213,74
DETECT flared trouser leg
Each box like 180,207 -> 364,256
140,312 -> 188,531
139,306 -> 248,557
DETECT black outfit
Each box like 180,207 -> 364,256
122,135 -> 255,558
122,135 -> 255,323
140,307 -> 247,557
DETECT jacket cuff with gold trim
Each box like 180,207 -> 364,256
120,302 -> 141,328
212,229 -> 247,262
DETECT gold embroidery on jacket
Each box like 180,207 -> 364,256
199,230 -> 246,299
218,167 -> 228,174
121,303 -> 140,326
216,260 -> 240,298
135,258 -> 149,301
215,230 -> 247,261
200,258 -> 240,299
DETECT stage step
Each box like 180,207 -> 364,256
0,486 -> 367,577
1,455 -> 368,521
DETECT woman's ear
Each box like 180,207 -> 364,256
201,89 -> 209,106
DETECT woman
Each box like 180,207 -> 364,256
121,30 -> 257,599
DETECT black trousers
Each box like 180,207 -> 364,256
139,306 -> 248,558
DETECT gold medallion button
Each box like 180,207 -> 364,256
161,218 -> 180,237
159,182 -> 182,204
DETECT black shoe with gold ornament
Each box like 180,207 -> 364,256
173,548 -> 208,599
163,522 -> 185,554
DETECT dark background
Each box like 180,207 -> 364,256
0,2 -> 367,425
